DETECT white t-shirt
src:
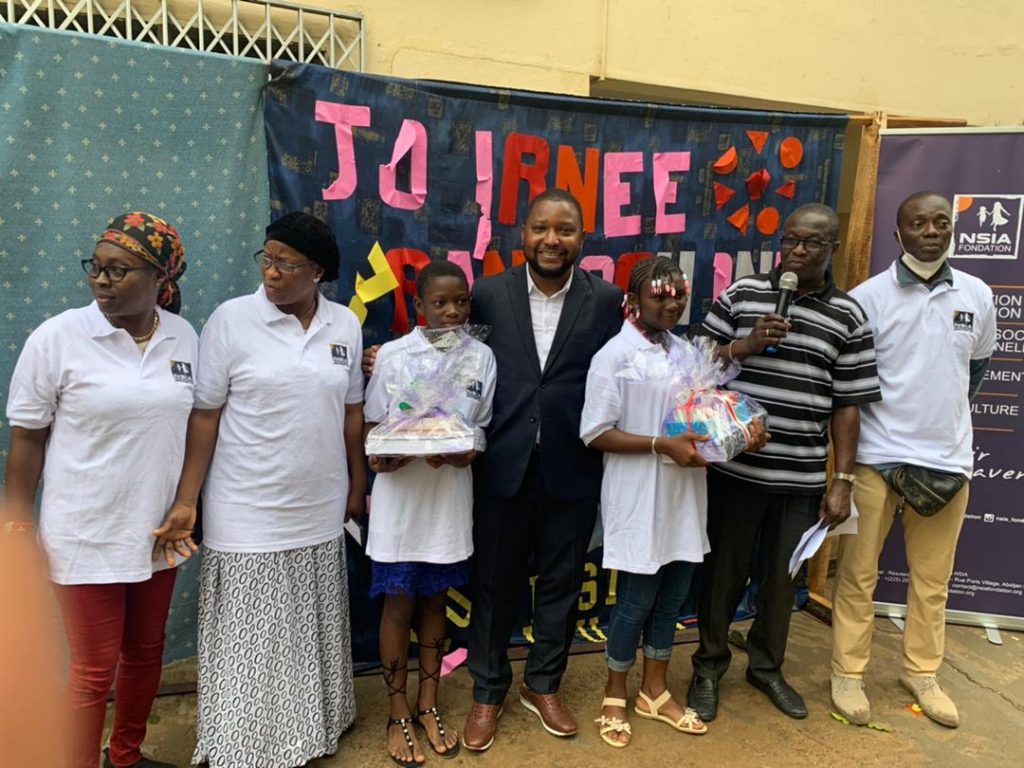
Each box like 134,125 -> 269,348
580,321 -> 709,574
364,328 -> 496,563
851,261 -> 996,476
6,303 -> 198,584
195,286 -> 364,553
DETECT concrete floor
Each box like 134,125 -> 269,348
125,613 -> 1024,768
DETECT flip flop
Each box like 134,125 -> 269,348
594,696 -> 632,748
415,706 -> 461,759
634,689 -> 708,735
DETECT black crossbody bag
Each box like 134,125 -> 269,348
878,465 -> 967,517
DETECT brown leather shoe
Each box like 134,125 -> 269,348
519,684 -> 578,736
461,702 -> 503,752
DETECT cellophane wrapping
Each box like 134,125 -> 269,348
365,326 -> 487,456
661,336 -> 767,462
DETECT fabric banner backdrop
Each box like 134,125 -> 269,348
264,62 -> 847,660
0,25 -> 271,661
264,62 -> 847,347
869,128 -> 1024,628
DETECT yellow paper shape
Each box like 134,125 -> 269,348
355,241 -> 400,303
348,240 -> 400,325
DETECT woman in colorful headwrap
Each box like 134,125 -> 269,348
168,212 -> 367,768
4,212 -> 197,768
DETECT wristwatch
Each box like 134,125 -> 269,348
832,472 -> 856,484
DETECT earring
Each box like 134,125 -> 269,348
314,276 -> 321,283
621,294 -> 639,320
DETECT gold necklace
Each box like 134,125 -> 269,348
298,296 -> 318,326
132,312 -> 160,344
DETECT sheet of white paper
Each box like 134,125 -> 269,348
343,518 -> 365,548
826,497 -> 859,538
788,519 -> 829,579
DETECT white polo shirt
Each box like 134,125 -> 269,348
6,303 -> 199,585
195,286 -> 364,553
851,261 -> 996,476
364,328 -> 496,563
580,321 -> 709,574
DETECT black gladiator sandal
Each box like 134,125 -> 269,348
414,640 -> 461,758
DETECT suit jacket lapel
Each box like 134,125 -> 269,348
506,266 -> 542,375
543,267 -> 588,376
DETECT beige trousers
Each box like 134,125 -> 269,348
831,464 -> 968,677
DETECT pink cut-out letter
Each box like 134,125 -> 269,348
379,119 -> 428,210
603,152 -> 643,237
713,252 -> 734,302
579,255 -> 614,282
473,131 -> 493,260
653,152 -> 689,234
316,101 -> 371,201
447,251 -> 475,289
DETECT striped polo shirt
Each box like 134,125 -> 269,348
700,268 -> 881,495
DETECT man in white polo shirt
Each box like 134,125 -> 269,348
830,191 -> 996,728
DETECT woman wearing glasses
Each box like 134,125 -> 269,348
168,212 -> 367,768
4,212 -> 195,768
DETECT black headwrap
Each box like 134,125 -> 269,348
265,212 -> 340,282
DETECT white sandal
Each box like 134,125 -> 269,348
594,696 -> 632,748
635,689 -> 708,735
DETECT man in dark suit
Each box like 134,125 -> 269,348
461,189 -> 623,752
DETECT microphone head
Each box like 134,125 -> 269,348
779,271 -> 799,291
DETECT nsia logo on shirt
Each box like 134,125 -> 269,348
169,360 -> 193,383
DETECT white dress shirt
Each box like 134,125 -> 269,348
526,266 -> 574,370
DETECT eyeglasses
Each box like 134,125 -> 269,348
253,250 -> 315,274
80,258 -> 154,282
780,236 -> 834,254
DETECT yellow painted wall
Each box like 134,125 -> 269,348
324,0 -> 1022,125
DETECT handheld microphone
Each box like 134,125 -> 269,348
765,271 -> 799,354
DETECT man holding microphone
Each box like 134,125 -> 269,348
688,203 -> 882,721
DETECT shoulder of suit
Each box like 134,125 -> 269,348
474,265 -> 523,293
577,267 -> 623,300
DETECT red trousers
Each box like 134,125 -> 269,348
53,568 -> 177,768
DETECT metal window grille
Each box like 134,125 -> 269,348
1,0 -> 364,70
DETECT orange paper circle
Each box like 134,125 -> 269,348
713,146 -> 738,175
779,137 -> 804,169
757,207 -> 781,235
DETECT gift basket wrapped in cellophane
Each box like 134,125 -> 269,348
661,336 -> 767,462
365,325 -> 488,456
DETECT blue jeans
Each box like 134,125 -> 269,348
605,561 -> 696,672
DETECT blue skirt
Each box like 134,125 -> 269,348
370,559 -> 470,598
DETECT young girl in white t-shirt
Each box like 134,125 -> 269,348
364,261 -> 496,767
581,256 -> 765,748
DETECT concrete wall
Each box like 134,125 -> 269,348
322,0 -> 1021,125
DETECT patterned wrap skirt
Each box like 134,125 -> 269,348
191,537 -> 356,768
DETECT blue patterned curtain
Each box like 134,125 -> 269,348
0,25 -> 270,661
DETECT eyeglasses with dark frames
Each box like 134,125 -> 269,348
779,236 -> 834,254
253,250 -> 316,274
80,258 -> 155,282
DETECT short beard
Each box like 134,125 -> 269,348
526,255 -> 574,281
